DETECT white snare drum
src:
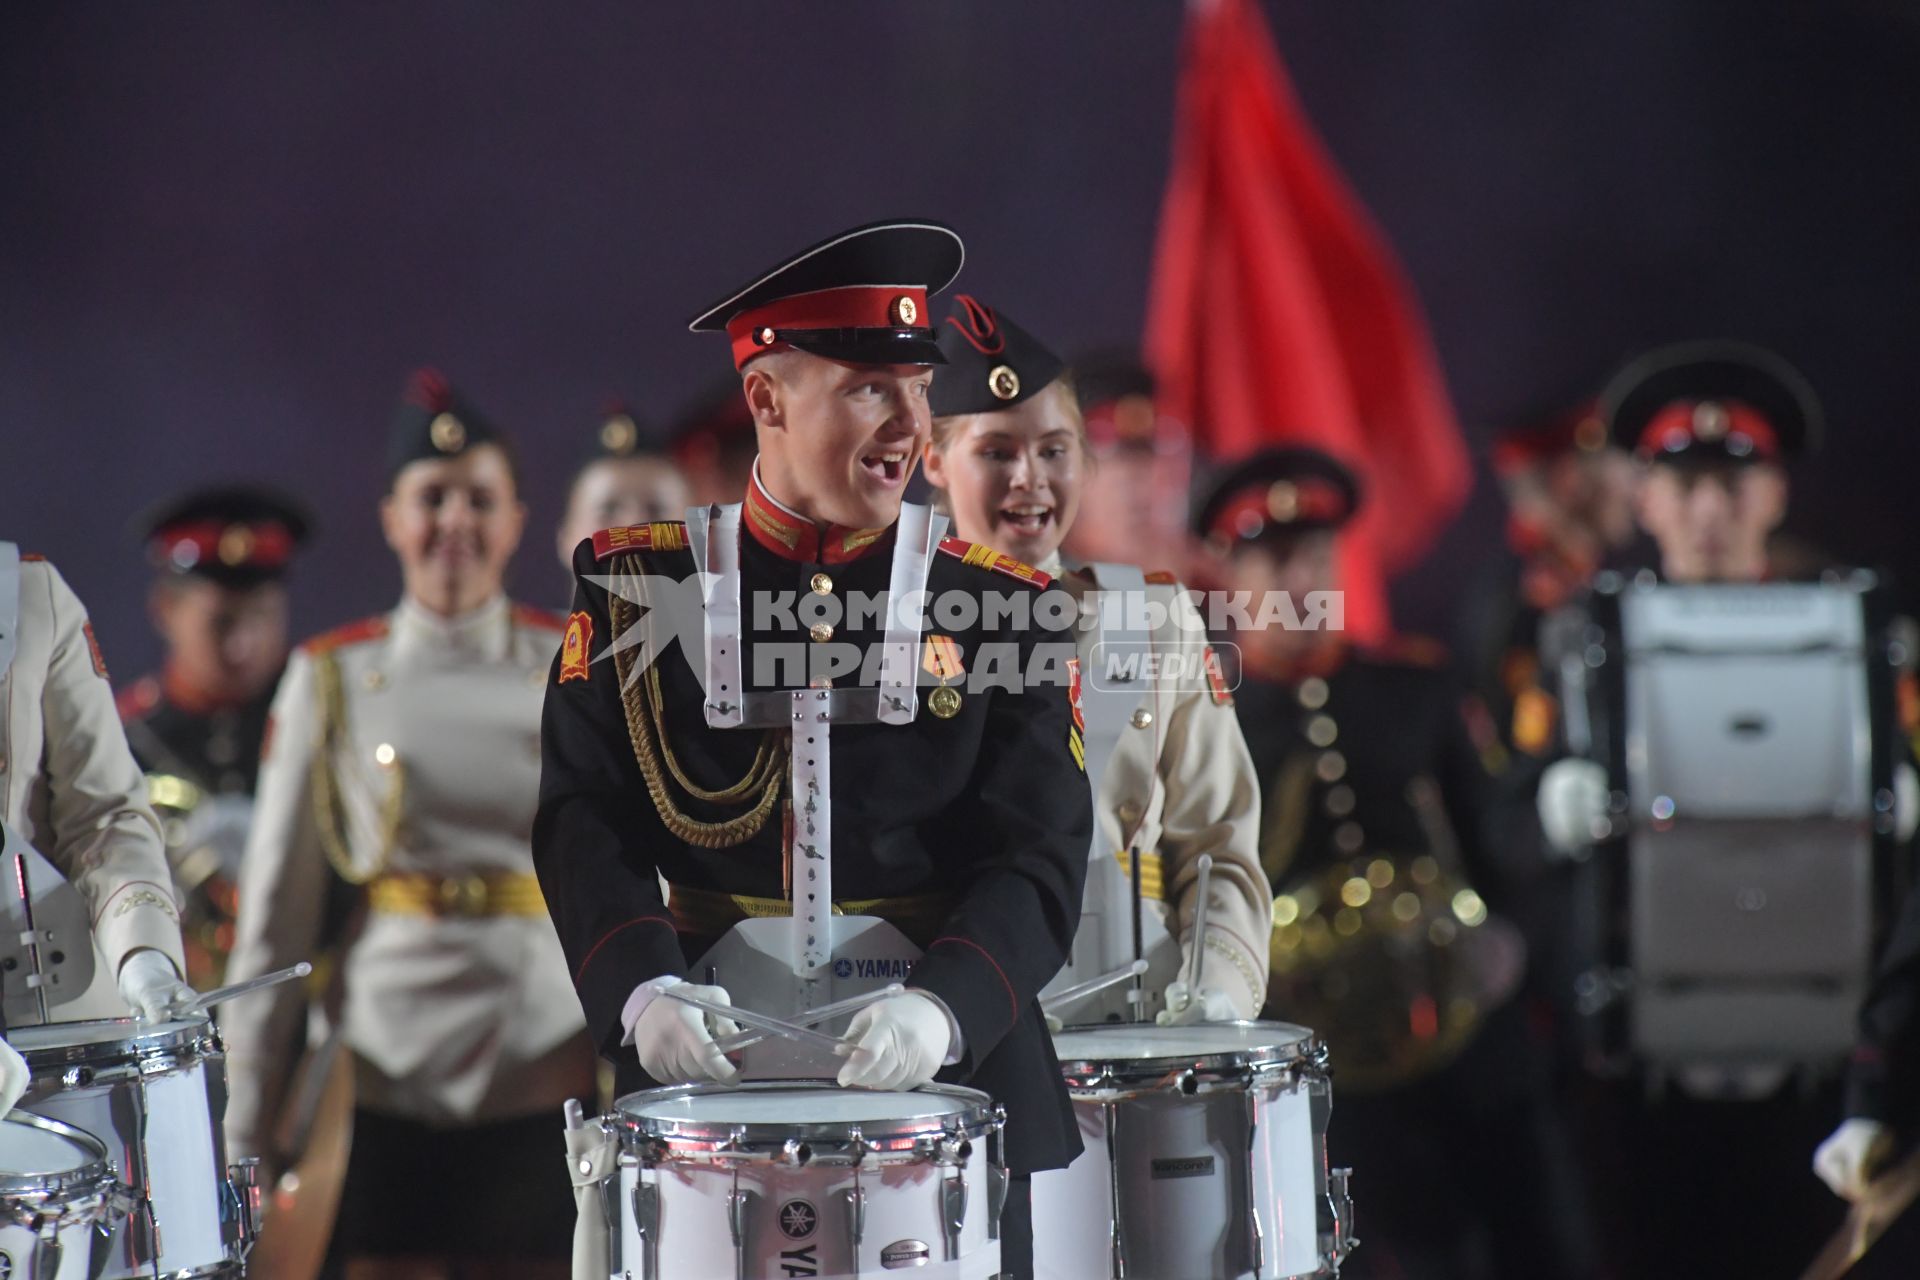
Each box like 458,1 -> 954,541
0,1110 -> 131,1280
12,1018 -> 260,1279
1033,1021 -> 1356,1279
603,1081 -> 1006,1279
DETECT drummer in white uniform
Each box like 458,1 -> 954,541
0,544 -> 191,1040
921,296 -> 1271,1024
220,369 -> 593,1279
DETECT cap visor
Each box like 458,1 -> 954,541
785,334 -> 948,367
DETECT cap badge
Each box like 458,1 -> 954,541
429,412 -> 467,453
988,364 -> 1021,402
890,294 -> 918,327
1692,401 -> 1730,441
600,414 -> 638,455
1267,480 -> 1301,522
217,525 -> 256,567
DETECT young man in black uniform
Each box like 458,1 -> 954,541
534,220 -> 1091,1276
118,485 -> 310,985
1202,447 -> 1598,1280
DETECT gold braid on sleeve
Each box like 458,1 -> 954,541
310,649 -> 403,885
608,569 -> 786,849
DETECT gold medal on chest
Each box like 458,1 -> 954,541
928,684 -> 963,719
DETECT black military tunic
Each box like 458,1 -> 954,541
118,674 -> 274,797
534,495 -> 1092,1174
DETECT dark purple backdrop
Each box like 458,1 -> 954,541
5,1 -> 1917,679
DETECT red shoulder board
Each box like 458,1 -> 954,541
19,553 -> 45,562
301,615 -> 390,655
116,675 -> 161,722
594,523 -> 689,560
1144,570 -> 1179,586
937,537 -> 1052,588
1369,634 -> 1449,668
512,603 -> 565,633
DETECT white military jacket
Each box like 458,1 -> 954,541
222,594 -> 586,1154
1050,561 -> 1271,1020
0,552 -> 187,1018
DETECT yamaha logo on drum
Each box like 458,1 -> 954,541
831,956 -> 913,981
778,1198 -> 818,1239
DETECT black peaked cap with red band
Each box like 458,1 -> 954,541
1195,447 -> 1362,548
1603,341 -> 1821,465
928,295 -> 1065,417
135,485 -> 313,588
387,367 -> 506,480
688,219 -> 964,370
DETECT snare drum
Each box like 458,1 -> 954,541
0,1110 -> 130,1280
1032,1022 -> 1356,1280
11,1017 -> 260,1279
603,1081 -> 1005,1279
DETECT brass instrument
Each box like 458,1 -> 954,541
1266,777 -> 1523,1092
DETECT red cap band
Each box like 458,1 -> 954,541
726,285 -> 930,369
1210,479 -> 1349,543
152,520 -> 296,572
1635,399 -> 1779,460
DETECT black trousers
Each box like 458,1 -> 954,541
998,1174 -> 1034,1280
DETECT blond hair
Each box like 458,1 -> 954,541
926,373 -> 1088,514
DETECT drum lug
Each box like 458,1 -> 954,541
841,1184 -> 865,1274
1322,1165 -> 1358,1270
940,1171 -> 967,1261
727,1181 -> 753,1280
224,1156 -> 262,1255
629,1180 -> 657,1279
986,1164 -> 1008,1241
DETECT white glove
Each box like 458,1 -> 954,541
629,983 -> 739,1085
118,950 -> 194,1022
1537,758 -> 1610,855
0,1038 -> 28,1115
1814,1118 -> 1893,1202
1157,979 -> 1239,1026
836,991 -> 951,1090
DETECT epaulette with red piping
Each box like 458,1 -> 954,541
19,553 -> 45,562
300,615 -> 390,655
937,537 -> 1051,588
1144,570 -> 1179,586
593,522 -> 689,560
115,675 -> 161,723
511,602 -> 565,633
1363,633 -> 1450,668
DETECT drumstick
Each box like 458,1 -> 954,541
172,962 -> 313,1015
710,984 -> 903,1054
1188,854 -> 1214,999
661,986 -> 854,1055
1040,959 -> 1150,1017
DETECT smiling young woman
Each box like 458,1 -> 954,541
218,369 -> 593,1280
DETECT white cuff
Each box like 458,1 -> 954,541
907,988 -> 965,1065
619,975 -> 683,1047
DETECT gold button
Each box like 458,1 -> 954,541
1130,708 -> 1154,729
364,669 -> 387,692
1306,714 -> 1338,747
809,622 -> 834,643
1117,801 -> 1143,826
1315,751 -> 1346,783
810,573 -> 833,595
374,743 -> 397,768
1297,677 -> 1329,709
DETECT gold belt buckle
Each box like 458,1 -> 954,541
437,874 -> 489,917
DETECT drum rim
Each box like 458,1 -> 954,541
11,1013 -> 217,1069
0,1109 -> 116,1197
611,1079 -> 1003,1151
1049,1018 -> 1321,1079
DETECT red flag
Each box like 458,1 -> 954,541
1145,0 -> 1471,641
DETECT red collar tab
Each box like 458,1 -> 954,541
1636,398 -> 1779,461
742,471 -> 890,565
151,519 -> 296,573
1210,478 -> 1350,543
726,285 -> 931,370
